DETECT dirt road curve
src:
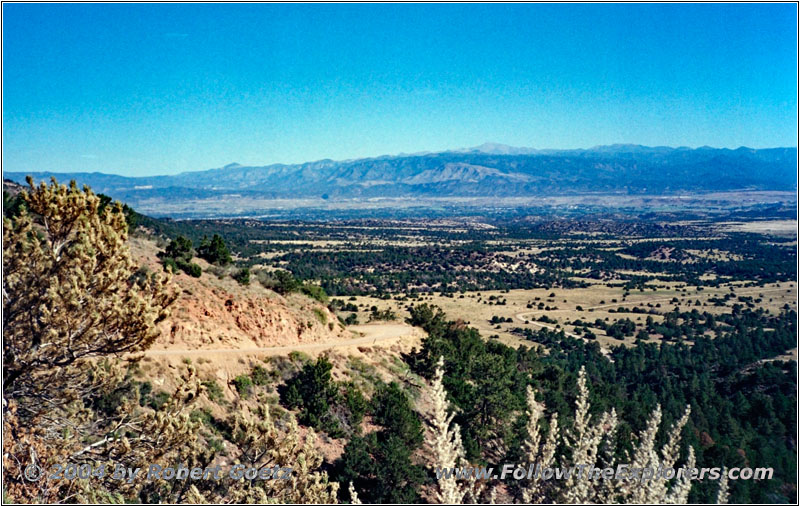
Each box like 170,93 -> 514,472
143,323 -> 423,358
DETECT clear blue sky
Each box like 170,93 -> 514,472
2,3 -> 797,176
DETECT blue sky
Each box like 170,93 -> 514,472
2,3 -> 797,176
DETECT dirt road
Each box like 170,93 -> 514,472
144,322 -> 423,358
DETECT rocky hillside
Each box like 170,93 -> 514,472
128,236 -> 347,352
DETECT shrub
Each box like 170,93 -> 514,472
147,390 -> 171,411
161,256 -> 179,274
94,381 -> 138,415
190,408 -> 214,426
337,382 -> 425,503
251,365 -> 270,386
202,379 -> 224,402
343,382 -> 368,428
176,258 -> 202,277
96,193 -> 139,230
206,264 -> 229,279
288,351 -> 311,364
162,235 -> 193,263
313,308 -> 327,324
281,356 -> 341,435
207,436 -> 225,454
272,270 -> 300,295
197,234 -> 232,266
233,374 -> 253,398
3,190 -> 26,218
370,382 -> 422,447
302,284 -> 329,303
369,307 -> 396,322
233,267 -> 250,285
138,381 -> 153,403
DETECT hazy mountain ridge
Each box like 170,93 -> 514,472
7,145 -> 796,208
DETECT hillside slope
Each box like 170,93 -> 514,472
128,236 -> 348,351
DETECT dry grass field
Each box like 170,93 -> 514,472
722,219 -> 797,236
336,280 -> 797,353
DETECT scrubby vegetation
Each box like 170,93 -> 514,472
2,179 -> 338,503
334,382 -> 426,503
408,303 -> 797,503
143,214 -> 795,297
3,178 -> 795,504
196,233 -> 232,266
281,356 -> 366,438
158,235 -> 203,277
233,267 -> 251,285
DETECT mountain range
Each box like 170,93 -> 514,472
5,144 -> 796,215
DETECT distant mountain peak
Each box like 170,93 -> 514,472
588,143 -> 642,150
5,145 -> 795,218
474,142 -> 519,151
461,142 -> 539,155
